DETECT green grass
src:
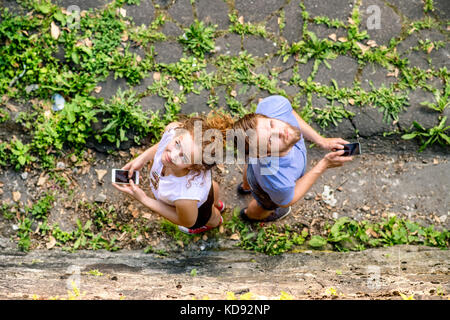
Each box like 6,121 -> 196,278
1,0 -> 450,254
226,208 -> 449,255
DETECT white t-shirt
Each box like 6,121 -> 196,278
149,128 -> 211,207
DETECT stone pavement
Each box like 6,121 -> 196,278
2,0 -> 446,139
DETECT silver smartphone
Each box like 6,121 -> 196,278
111,169 -> 139,185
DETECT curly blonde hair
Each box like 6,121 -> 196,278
172,110 -> 234,186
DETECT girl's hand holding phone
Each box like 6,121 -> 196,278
112,179 -> 147,203
122,155 -> 146,179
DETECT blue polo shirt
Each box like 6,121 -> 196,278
248,95 -> 307,206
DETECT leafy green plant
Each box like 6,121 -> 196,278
228,12 -> 267,37
420,86 -> 449,113
179,20 -> 216,58
56,95 -> 101,149
95,89 -> 151,148
9,138 -> 36,170
368,84 -> 409,123
402,116 -> 450,152
308,235 -> 328,248
424,0 -> 434,12
0,108 -> 10,123
0,141 -> 9,167
226,208 -> 307,255
26,192 -> 55,220
17,217 -> 32,251
313,102 -> 355,128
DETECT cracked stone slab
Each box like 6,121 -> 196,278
124,0 -> 155,27
359,0 -> 402,46
360,63 -> 397,91
304,0 -> 354,21
140,94 -> 167,113
195,0 -> 230,30
348,105 -> 398,137
53,0 -> 109,11
307,24 -> 348,42
281,0 -> 304,43
386,0 -> 425,21
234,0 -> 287,23
168,0 -> 195,27
433,0 -> 450,21
242,35 -> 278,57
153,41 -> 184,64
161,20 -> 183,38
91,74 -> 130,103
314,117 -> 357,139
214,34 -> 242,56
181,90 -> 212,115
314,55 -> 359,88
398,88 -> 440,130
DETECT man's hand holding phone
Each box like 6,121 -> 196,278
318,137 -> 350,152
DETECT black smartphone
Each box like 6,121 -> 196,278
342,142 -> 361,156
112,169 -> 139,184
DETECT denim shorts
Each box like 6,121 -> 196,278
246,164 -> 279,211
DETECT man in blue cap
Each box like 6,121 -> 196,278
233,95 -> 353,222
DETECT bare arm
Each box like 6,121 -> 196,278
292,110 -> 324,146
292,110 -> 350,151
280,150 -> 353,207
139,196 -> 198,228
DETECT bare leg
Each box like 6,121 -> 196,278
212,180 -> 220,208
206,180 -> 222,227
245,198 -> 272,220
242,164 -> 251,191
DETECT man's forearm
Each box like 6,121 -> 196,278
283,159 -> 327,207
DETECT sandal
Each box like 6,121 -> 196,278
178,216 -> 223,235
239,206 -> 292,223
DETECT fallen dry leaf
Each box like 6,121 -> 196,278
12,191 -> 21,202
142,213 -> 153,220
328,33 -> 337,42
117,8 -> 126,17
238,16 -> 244,24
216,163 -> 225,173
229,233 -> 240,240
367,40 -> 377,47
338,37 -> 348,43
46,236 -> 57,249
387,68 -> 399,78
348,98 -> 355,105
50,22 -> 60,40
365,228 -> 379,238
427,43 -> 434,54
95,169 -> 107,182
356,41 -> 370,54
37,175 -> 47,186
153,72 -> 161,81
6,103 -> 18,112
